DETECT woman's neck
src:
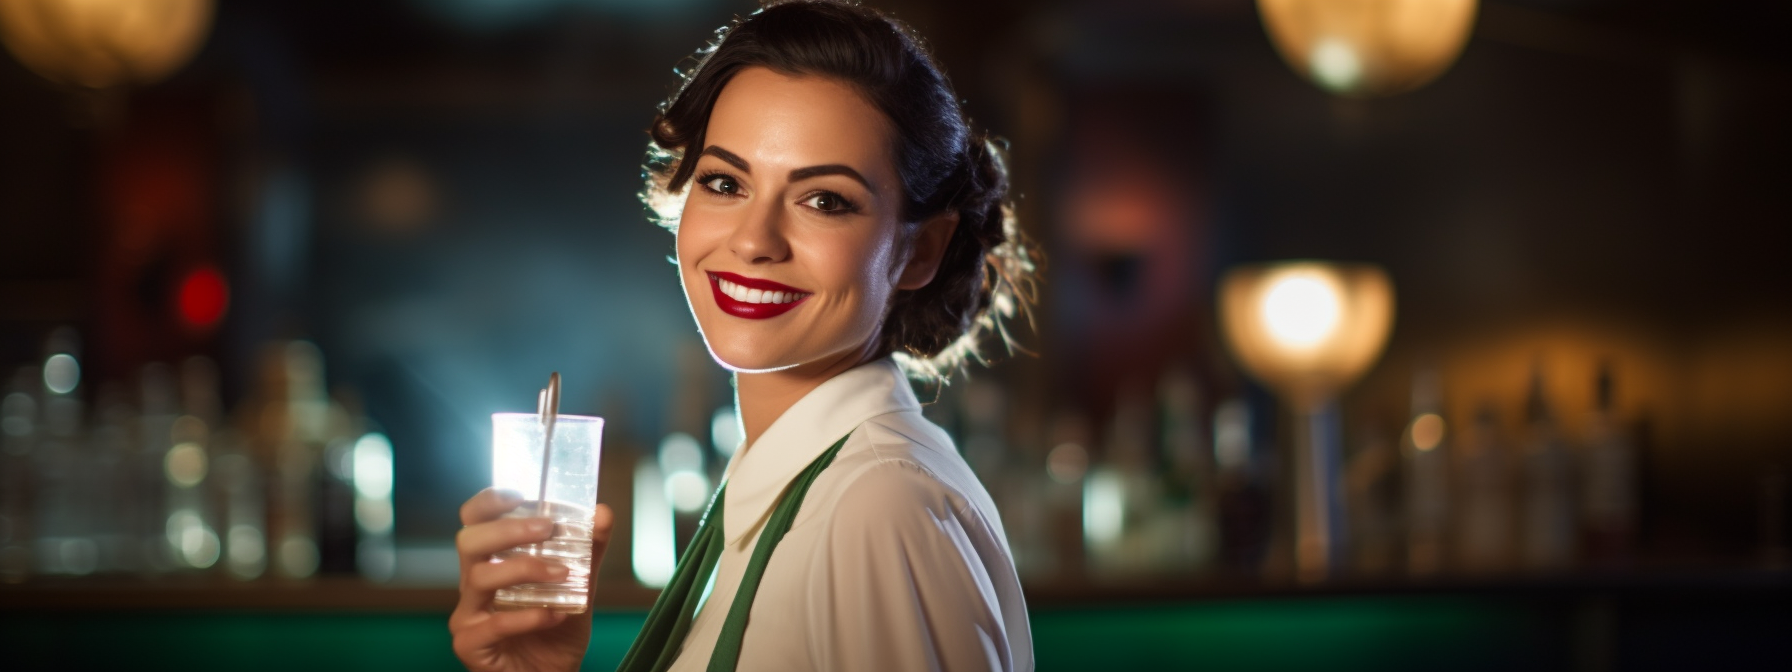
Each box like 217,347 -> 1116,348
733,344 -> 878,452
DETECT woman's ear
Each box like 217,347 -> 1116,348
896,210 -> 960,291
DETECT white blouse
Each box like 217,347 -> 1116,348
664,359 -> 1034,672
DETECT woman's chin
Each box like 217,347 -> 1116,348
699,339 -> 804,374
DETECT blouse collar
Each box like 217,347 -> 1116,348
720,357 -> 918,549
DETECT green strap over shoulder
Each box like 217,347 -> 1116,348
615,433 -> 852,672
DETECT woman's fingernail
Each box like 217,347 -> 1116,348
549,565 -> 569,580
529,519 -> 553,534
495,490 -> 522,504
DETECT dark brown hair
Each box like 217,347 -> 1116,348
642,0 -> 1036,380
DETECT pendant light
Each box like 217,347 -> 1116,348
1257,0 -> 1478,97
1219,261 -> 1395,581
0,0 -> 214,89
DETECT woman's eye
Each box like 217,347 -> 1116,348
803,192 -> 852,213
702,174 -> 739,195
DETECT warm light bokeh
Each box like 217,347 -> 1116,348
1257,0 -> 1478,97
0,0 -> 214,89
1220,261 -> 1396,409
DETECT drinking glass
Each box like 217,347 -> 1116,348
490,412 -> 604,613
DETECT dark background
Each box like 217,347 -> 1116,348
2,0 -> 1789,580
4,1 -> 1791,669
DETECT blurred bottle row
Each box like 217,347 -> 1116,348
455,352 -> 1662,589
1344,363 -> 1640,578
0,329 -> 394,584
0,326 -> 1702,590
924,361 -> 1647,584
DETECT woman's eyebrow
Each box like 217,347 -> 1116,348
701,145 -> 751,172
789,164 -> 870,189
702,145 -> 870,190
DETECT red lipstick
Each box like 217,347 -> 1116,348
708,271 -> 811,320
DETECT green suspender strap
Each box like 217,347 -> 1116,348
616,433 -> 852,672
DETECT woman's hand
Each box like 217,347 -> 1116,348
451,488 -> 615,672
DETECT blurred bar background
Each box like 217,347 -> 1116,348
1,0 -> 1788,669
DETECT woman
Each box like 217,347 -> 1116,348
451,2 -> 1037,670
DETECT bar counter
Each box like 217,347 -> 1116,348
5,570 -> 1786,671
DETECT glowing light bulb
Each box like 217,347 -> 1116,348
1258,0 -> 1479,98
1310,38 -> 1362,93
1262,273 -> 1342,350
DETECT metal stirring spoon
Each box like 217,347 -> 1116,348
531,372 -> 561,557
535,371 -> 561,504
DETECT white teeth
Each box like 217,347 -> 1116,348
716,276 -> 804,304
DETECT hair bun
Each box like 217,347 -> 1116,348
892,134 -> 1038,381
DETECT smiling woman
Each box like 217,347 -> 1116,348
449,2 -> 1039,672
643,6 -> 1036,386
676,67 -> 917,378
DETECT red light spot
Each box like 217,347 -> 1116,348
178,265 -> 229,330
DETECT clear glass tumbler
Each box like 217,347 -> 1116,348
490,412 -> 604,613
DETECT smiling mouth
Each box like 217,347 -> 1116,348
708,272 -> 811,319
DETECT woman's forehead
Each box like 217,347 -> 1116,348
704,67 -> 897,186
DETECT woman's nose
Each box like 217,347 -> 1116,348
726,199 -> 790,264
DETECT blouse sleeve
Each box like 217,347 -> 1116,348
804,458 -> 1015,672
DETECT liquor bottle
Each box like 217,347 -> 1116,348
90,383 -> 141,574
1519,363 -> 1576,571
36,330 -> 94,576
139,362 -> 181,573
1344,418 -> 1397,576
1,367 -> 40,582
242,341 -> 334,579
1402,367 -> 1449,576
1212,397 -> 1270,574
961,375 -> 1046,579
1454,404 -> 1513,574
1044,410 -> 1092,581
1580,362 -> 1637,564
212,427 -> 266,580
163,407 -> 220,572
1084,384 -> 1160,578
1003,395 -> 1055,580
1158,367 -> 1218,574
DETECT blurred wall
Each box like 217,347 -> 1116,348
1,0 -> 1788,559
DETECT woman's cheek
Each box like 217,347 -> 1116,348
674,225 -> 714,326
856,233 -> 899,306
